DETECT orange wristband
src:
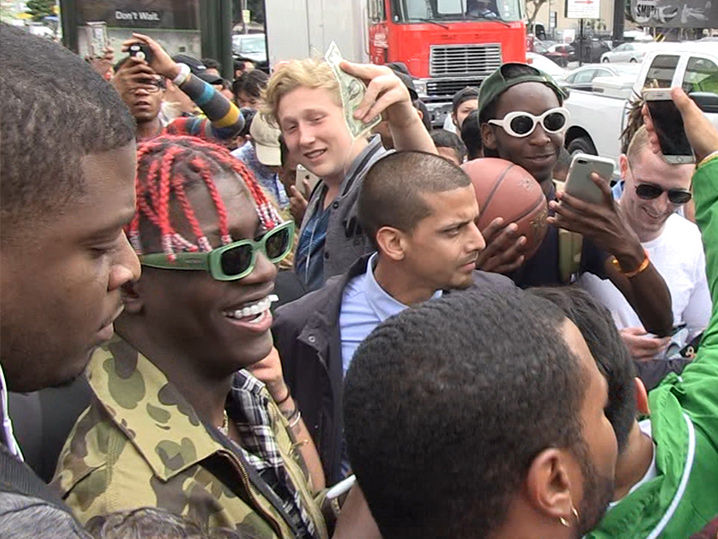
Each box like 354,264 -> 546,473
611,250 -> 650,278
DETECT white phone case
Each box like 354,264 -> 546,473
564,153 -> 614,205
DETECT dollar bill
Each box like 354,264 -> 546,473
325,42 -> 380,139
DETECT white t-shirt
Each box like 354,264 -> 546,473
579,213 -> 711,346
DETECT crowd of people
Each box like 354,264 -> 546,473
0,21 -> 716,538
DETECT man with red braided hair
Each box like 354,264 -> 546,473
52,135 -> 331,538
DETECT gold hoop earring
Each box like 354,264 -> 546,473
559,505 -> 579,527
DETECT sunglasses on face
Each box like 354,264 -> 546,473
634,182 -> 692,204
488,107 -> 570,138
139,221 -> 295,281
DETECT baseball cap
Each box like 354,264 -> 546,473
172,54 -> 206,74
197,71 -> 224,86
452,86 -> 480,112
385,62 -> 419,101
478,63 -> 568,118
250,113 -> 282,167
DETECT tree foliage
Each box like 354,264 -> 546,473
25,0 -> 55,22
525,0 -> 549,29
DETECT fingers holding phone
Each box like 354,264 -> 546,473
121,33 -> 177,80
620,327 -> 671,361
643,88 -> 718,163
643,89 -> 695,164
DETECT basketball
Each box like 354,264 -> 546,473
461,158 -> 548,261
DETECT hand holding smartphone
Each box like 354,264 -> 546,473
128,42 -> 153,64
563,153 -> 614,205
643,88 -> 695,164
295,165 -> 320,199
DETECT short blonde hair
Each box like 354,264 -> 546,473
626,125 -> 652,165
263,58 -> 340,126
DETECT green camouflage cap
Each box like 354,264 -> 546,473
478,62 -> 568,118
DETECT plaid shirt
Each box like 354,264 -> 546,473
230,372 -> 316,536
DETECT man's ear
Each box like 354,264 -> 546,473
634,377 -> 650,415
375,226 -> 406,262
121,280 -> 144,315
481,122 -> 497,151
525,448 -> 577,522
619,154 -> 629,183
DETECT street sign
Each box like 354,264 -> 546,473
565,0 -> 601,19
630,0 -> 718,27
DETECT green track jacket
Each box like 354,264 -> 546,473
588,158 -> 718,538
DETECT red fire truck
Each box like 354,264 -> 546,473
367,0 -> 526,125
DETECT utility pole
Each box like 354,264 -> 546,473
200,0 -> 234,81
241,0 -> 248,33
59,0 -> 77,52
612,0 -> 624,45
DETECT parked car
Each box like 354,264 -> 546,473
532,39 -> 554,54
560,63 -> 641,91
570,37 -> 611,63
624,30 -> 654,42
600,42 -> 652,63
526,51 -> 567,80
232,33 -> 268,66
540,43 -> 574,67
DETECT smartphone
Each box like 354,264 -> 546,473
85,21 -> 107,59
643,89 -> 695,164
564,153 -> 614,205
128,42 -> 153,64
295,165 -> 320,198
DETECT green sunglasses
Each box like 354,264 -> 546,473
140,221 -> 294,281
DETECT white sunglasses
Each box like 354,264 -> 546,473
488,107 -> 570,138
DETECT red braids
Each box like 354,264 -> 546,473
129,135 -> 281,259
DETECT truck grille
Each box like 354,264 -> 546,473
425,78 -> 484,97
430,44 -> 502,78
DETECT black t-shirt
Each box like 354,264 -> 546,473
508,186 -> 609,288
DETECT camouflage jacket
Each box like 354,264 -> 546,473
51,339 -> 328,538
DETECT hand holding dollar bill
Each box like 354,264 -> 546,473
325,42 -> 381,139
